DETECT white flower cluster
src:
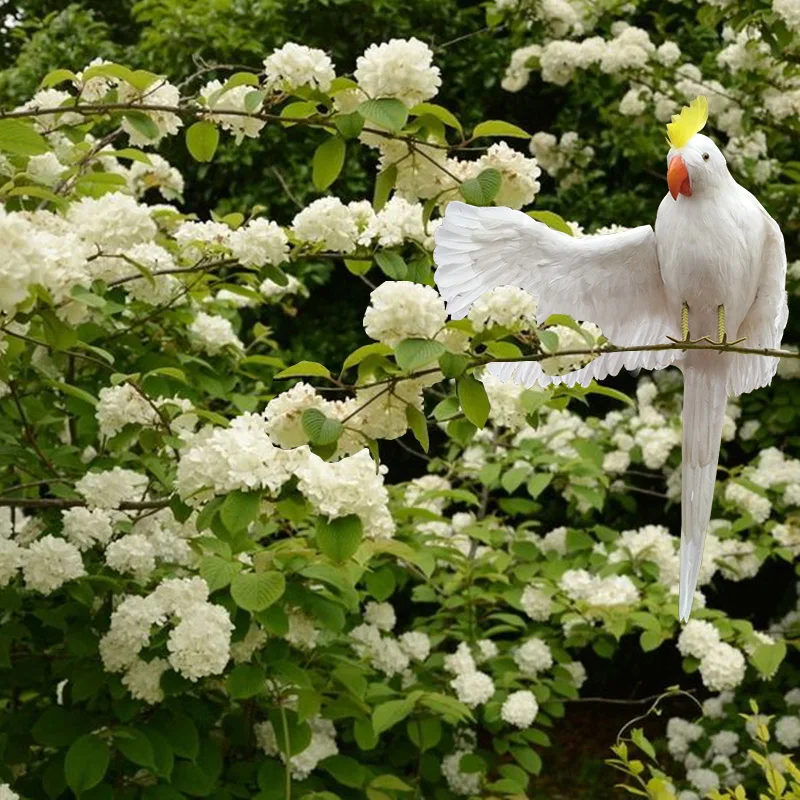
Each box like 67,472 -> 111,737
200,80 -> 265,142
520,584 -> 554,621
442,747 -> 482,796
256,716 -> 338,779
468,286 -> 538,332
264,42 -> 336,93
99,577 -> 233,694
676,620 -> 747,691
444,642 -> 496,708
363,281 -> 447,346
529,130 -> 594,185
501,690 -> 539,728
540,321 -> 603,376
188,312 -> 244,356
514,636 -> 554,677
229,217 -> 289,267
559,569 -> 639,609
76,467 -> 149,509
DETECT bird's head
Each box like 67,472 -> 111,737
665,96 -> 728,200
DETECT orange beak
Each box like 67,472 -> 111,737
667,155 -> 691,200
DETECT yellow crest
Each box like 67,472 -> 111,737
665,95 -> 708,149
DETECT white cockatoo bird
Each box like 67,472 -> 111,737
433,96 -> 788,621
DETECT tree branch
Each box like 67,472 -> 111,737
0,497 -> 170,510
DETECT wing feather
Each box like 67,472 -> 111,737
434,202 -> 677,386
727,208 -> 788,396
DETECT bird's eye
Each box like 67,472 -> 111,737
702,152 -> 710,161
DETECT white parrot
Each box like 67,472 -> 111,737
433,96 -> 788,621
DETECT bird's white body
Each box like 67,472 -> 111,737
433,129 -> 787,621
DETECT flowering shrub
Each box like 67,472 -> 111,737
0,2 -> 798,798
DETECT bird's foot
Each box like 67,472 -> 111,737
666,334 -> 717,345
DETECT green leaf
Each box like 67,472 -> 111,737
406,405 -> 430,452
123,111 -> 160,142
115,727 -> 155,769
631,728 -> 656,761
280,100 -> 318,126
334,111 -> 364,140
526,473 -> 552,499
750,639 -> 786,678
302,408 -> 343,446
40,68 -> 78,88
226,664 -> 266,698
312,136 -> 346,190
374,250 -> 407,280
371,775 -> 413,792
48,380 -> 98,408
342,343 -> 393,371
358,98 -> 409,132
185,121 -> 219,163
199,556 -> 238,592
344,258 -> 372,276
472,120 -> 530,139
230,571 -> 285,612
275,360 -> 331,380
459,168 -> 501,206
65,735 -> 110,796
511,746 -> 542,775
220,490 -> 261,533
639,630 -> 662,652
409,103 -> 462,133
395,338 -> 445,372
321,755 -> 367,788
457,374 -> 490,428
372,698 -> 414,735
526,210 -> 573,236
407,717 -> 441,751
158,713 -> 198,759
0,119 -> 49,156
316,514 -> 363,562
373,163 -> 397,211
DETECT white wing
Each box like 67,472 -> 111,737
433,202 -> 677,388
727,206 -> 788,396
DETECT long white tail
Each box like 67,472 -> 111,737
679,355 -> 728,621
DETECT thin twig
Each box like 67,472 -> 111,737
0,497 -> 169,510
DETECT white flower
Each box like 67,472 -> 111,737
296,449 -> 395,540
514,637 -> 553,676
724,481 -> 771,523
364,601 -> 396,631
59,507 -> 115,551
167,601 -> 233,681
199,80 -> 265,142
371,637 -> 410,677
188,312 -> 244,356
564,661 -> 587,688
0,785 -> 19,800
775,716 -> 800,749
260,274 -> 302,301
442,750 -> 481,796
292,197 -> 359,253
451,670 -> 495,708
256,717 -> 338,780
175,220 -> 232,260
468,286 -> 538,332
355,38 -> 441,107
774,0 -> 800,32
445,642 -> 477,676
263,43 -> 336,93
521,585 -> 553,621
119,79 -> 183,146
231,625 -> 268,663
358,196 -> 428,247
67,192 -> 156,251
699,642 -> 746,691
475,639 -> 498,663
0,539 -> 25,587
363,281 -> 446,346
702,691 -> 734,719
121,657 -> 168,704
687,768 -> 719,794
473,142 -> 541,209
122,243 -> 181,305
21,535 -> 85,593
264,383 -> 328,448
786,688 -> 800,707
559,569 -> 639,608
678,619 -> 721,659
501,690 -> 539,728
285,609 -> 319,650
399,631 -> 431,662
17,88 -> 82,130
96,383 -> 161,438
229,218 -> 288,267
540,526 -> 568,555
76,467 -> 148,509
656,41 -> 681,66
106,534 -> 157,579
502,44 -> 541,92
128,154 -> 184,201
710,730 -> 739,757
27,151 -> 64,186
177,413 -> 301,502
